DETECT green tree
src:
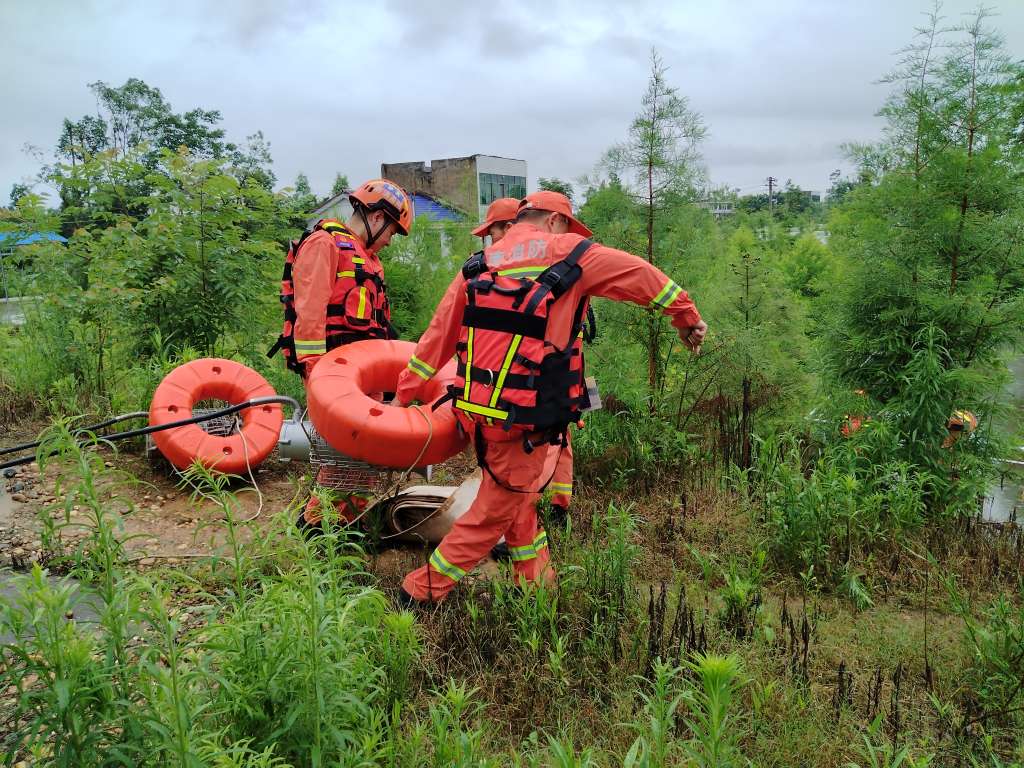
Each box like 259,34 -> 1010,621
538,177 -> 574,201
8,183 -> 30,208
331,173 -> 350,197
825,9 -> 1024,508
602,48 -> 707,397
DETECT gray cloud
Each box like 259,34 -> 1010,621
2,0 -> 1022,205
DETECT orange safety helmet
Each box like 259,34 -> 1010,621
942,409 -> 978,448
349,178 -> 414,238
472,197 -> 520,237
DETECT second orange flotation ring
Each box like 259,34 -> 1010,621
306,339 -> 467,467
149,358 -> 283,474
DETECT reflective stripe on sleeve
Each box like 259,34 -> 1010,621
407,356 -> 435,381
650,279 -> 683,310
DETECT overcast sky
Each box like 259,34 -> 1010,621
2,0 -> 1023,203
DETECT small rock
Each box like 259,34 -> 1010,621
22,673 -> 38,687
11,547 -> 25,557
138,557 -> 155,566
2,468 -> 16,478
176,543 -> 188,551
10,493 -> 27,503
104,461 -> 114,468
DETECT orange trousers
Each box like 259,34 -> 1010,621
402,436 -> 560,602
550,430 -> 574,510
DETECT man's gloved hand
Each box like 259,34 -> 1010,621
682,320 -> 707,354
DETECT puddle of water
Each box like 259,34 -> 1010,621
984,466 -> 1022,523
984,355 -> 1024,523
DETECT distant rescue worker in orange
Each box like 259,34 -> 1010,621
395,191 -> 707,604
267,178 -> 414,531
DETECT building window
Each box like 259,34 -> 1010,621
479,172 -> 527,205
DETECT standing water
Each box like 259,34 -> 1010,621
983,355 -> 1024,522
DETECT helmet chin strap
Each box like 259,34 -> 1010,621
358,204 -> 391,249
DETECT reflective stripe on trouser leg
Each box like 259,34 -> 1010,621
507,530 -> 549,561
401,439 -> 557,602
428,548 -> 467,581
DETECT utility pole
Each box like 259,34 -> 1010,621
767,176 -> 777,218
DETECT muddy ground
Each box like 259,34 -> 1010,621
0,418 -> 482,582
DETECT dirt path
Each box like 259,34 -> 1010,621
1,422 -> 479,574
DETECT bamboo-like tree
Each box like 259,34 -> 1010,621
604,49 -> 706,398
826,7 -> 1024,504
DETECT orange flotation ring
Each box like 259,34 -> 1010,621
149,358 -> 283,473
306,339 -> 467,467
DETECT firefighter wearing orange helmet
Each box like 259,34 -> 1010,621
395,191 -> 706,604
268,178 -> 413,531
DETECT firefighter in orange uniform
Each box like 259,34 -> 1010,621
268,178 -> 414,530
395,191 -> 706,603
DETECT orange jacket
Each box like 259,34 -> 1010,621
398,222 -> 702,405
291,226 -> 389,377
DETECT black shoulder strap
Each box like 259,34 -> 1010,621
524,238 -> 593,314
462,250 -> 487,280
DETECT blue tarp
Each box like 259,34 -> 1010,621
0,231 -> 67,246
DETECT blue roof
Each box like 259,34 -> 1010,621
0,231 -> 67,246
411,194 -> 463,223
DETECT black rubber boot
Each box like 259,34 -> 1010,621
296,508 -> 323,540
490,541 -> 511,562
397,587 -> 432,610
548,504 -> 569,528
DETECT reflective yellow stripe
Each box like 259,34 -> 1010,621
489,334 -> 523,408
429,549 -> 466,580
508,531 -> 548,562
294,339 -> 326,354
336,270 -> 355,279
498,266 -> 545,277
410,355 -> 436,375
650,280 -> 683,310
356,287 -> 368,319
550,482 -> 573,494
353,257 -> 365,265
463,327 -> 475,400
454,399 -> 509,420
508,543 -> 536,561
407,359 -> 433,381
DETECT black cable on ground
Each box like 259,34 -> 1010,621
0,411 -> 150,457
0,397 -> 300,472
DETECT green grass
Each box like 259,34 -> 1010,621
0,430 -> 1021,767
